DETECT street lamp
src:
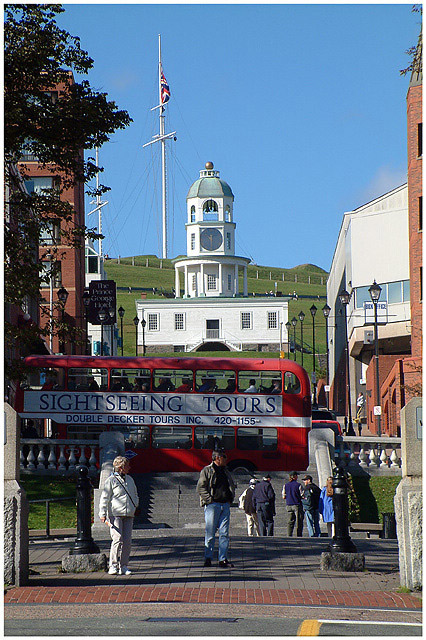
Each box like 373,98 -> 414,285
338,289 -> 355,435
57,286 -> 69,354
310,304 -> 317,406
322,303 -> 331,409
291,317 -> 297,362
298,310 -> 305,367
133,315 -> 139,356
141,317 -> 147,356
118,306 -> 125,356
82,288 -> 91,355
368,280 -> 382,437
98,309 -> 107,356
285,321 -> 291,359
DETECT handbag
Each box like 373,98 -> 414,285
114,475 -> 140,516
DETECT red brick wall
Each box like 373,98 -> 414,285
365,354 -> 400,435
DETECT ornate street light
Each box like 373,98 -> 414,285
310,304 -> 317,406
338,289 -> 355,435
369,280 -> 382,437
322,303 -> 331,409
285,321 -> 291,360
298,310 -> 305,367
133,315 -> 139,357
141,317 -> 147,356
118,306 -> 125,357
57,286 -> 69,354
291,316 -> 297,362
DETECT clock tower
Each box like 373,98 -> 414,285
174,162 -> 250,298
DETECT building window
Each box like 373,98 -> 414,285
241,312 -> 252,330
191,233 -> 195,250
403,279 -> 410,302
388,281 -> 402,304
40,219 -> 60,245
191,206 -> 195,222
227,274 -> 232,290
268,311 -> 278,329
207,274 -> 217,290
174,313 -> 185,331
40,261 -> 61,289
192,274 -> 197,290
203,199 -> 218,221
225,205 -> 231,222
419,196 -> 423,231
226,232 -> 231,250
418,123 -> 422,157
28,176 -> 59,196
148,313 -> 159,331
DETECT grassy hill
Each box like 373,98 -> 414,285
104,255 -> 329,375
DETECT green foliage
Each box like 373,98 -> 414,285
351,476 -> 400,523
346,474 -> 361,523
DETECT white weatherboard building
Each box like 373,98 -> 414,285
136,162 -> 289,353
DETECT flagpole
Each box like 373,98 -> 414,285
159,34 -> 167,260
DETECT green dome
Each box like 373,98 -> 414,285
187,177 -> 234,199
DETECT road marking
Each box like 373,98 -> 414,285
318,620 -> 422,627
297,619 -> 322,635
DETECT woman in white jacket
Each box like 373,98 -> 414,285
99,455 -> 139,575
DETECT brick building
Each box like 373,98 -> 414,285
18,73 -> 86,355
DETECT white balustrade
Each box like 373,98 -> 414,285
335,436 -> 402,472
20,439 -> 99,474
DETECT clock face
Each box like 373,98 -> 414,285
200,228 -> 223,251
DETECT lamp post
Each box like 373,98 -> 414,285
82,288 -> 91,355
98,309 -> 107,356
291,317 -> 297,362
298,310 -> 305,367
279,321 -> 284,358
285,321 -> 291,359
141,317 -> 147,356
118,306 -> 125,356
133,316 -> 139,356
310,304 -> 317,406
368,280 -> 382,437
57,285 -> 69,354
108,308 -> 115,356
339,289 -> 355,436
322,303 -> 331,409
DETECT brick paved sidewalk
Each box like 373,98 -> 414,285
4,532 -> 422,612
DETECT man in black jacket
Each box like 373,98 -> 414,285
301,475 -> 321,537
252,473 -> 276,536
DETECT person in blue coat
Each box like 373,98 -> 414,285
319,476 -> 334,537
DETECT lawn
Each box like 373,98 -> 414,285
351,476 -> 401,523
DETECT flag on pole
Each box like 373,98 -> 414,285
160,69 -> 170,104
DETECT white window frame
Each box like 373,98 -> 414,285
241,312 -> 252,330
268,311 -> 278,329
226,232 -> 231,250
207,274 -> 217,291
174,312 -> 185,331
192,274 -> 197,290
227,273 -> 232,290
148,313 -> 160,331
190,233 -> 196,250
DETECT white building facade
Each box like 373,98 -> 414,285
327,183 -> 410,414
136,162 -> 289,353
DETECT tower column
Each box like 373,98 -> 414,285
218,263 -> 223,295
175,268 -> 180,298
243,266 -> 248,297
184,264 -> 188,297
200,263 -> 205,296
234,264 -> 239,296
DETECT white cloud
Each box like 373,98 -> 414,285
357,165 -> 407,205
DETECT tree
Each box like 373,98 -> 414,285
4,4 -> 132,382
400,5 -> 422,76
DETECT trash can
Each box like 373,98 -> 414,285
382,512 -> 397,539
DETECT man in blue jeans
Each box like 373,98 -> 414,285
196,449 -> 236,567
301,475 -> 321,537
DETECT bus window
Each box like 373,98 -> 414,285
23,367 -> 65,391
153,370 -> 192,392
238,371 -> 282,394
68,368 -> 107,391
196,370 -> 236,393
237,428 -> 277,451
284,372 -> 301,394
68,423 -> 107,440
124,426 -> 150,449
111,368 -> 151,391
194,427 -> 235,450
152,426 -> 193,448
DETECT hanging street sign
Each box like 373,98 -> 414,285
364,301 -> 388,325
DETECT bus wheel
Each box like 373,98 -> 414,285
228,461 -> 255,474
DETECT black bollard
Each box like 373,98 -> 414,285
69,466 -> 100,555
329,467 -> 357,553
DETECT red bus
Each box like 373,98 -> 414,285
16,355 -> 311,473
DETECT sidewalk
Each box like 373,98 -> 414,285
5,529 -> 422,612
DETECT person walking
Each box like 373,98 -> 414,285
319,476 -> 334,537
252,473 -> 276,536
238,478 -> 260,536
99,455 -> 139,576
282,471 -> 304,537
196,449 -> 235,568
301,475 -> 321,537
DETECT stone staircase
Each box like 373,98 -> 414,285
132,470 -> 322,536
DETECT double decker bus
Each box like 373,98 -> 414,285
16,355 -> 312,473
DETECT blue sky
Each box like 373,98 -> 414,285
57,3 -> 419,271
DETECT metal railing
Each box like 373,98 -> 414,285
28,496 -> 75,537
